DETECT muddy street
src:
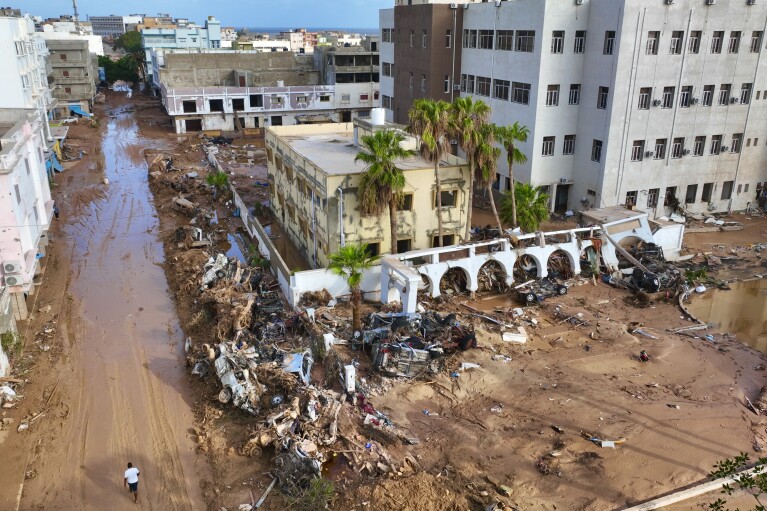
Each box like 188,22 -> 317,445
6,101 -> 209,510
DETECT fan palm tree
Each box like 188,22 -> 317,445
354,130 -> 415,254
501,182 -> 550,233
474,123 -> 503,235
450,97 -> 491,241
407,98 -> 452,246
206,170 -> 229,199
495,122 -> 530,228
328,243 -> 379,332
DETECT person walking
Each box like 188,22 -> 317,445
53,203 -> 59,220
123,462 -> 140,503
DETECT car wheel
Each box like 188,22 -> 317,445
215,270 -> 226,278
558,285 -> 568,295
218,387 -> 232,404
524,292 -> 536,303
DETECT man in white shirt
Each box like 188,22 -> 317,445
123,462 -> 140,503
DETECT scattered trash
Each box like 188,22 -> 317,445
460,362 -> 481,371
502,327 -> 528,344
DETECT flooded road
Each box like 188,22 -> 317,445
17,104 -> 209,509
688,278 -> 767,353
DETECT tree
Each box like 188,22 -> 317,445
206,170 -> 229,199
407,98 -> 452,247
112,31 -> 145,81
328,244 -> 378,332
450,97 -> 491,241
495,122 -> 530,228
474,123 -> 503,235
98,55 -> 139,83
709,453 -> 767,511
501,182 -> 549,233
354,130 -> 415,255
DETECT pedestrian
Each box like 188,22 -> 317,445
53,203 -> 59,220
639,350 -> 650,362
123,462 -> 140,503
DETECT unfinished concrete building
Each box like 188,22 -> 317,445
45,38 -> 97,116
265,115 -> 470,268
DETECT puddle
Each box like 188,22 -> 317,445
322,453 -> 352,480
687,278 -> 767,353
218,233 -> 246,263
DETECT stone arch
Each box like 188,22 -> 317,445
439,267 -> 471,296
477,260 -> 509,293
616,235 -> 644,265
514,253 -> 542,281
547,249 -> 576,279
418,271 -> 435,297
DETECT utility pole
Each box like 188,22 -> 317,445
72,0 -> 80,33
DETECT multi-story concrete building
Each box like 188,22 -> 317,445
379,0 -> 466,124
141,16 -> 222,82
45,38 -> 97,116
154,42 -> 380,133
266,116 -> 470,268
38,15 -> 94,35
88,14 -> 144,37
0,109 -> 53,320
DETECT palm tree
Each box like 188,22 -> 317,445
501,183 -> 550,233
474,123 -> 503,235
450,97 -> 491,241
354,130 -> 414,254
328,244 -> 379,332
407,98 -> 452,247
206,170 -> 229,199
495,122 -> 530,228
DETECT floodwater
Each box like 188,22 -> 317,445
688,278 -> 767,353
19,103 -> 209,509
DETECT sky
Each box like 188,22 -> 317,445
14,0 -> 389,29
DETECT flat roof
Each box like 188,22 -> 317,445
279,129 -> 451,176
581,206 -> 647,225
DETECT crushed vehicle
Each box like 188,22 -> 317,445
515,277 -> 568,304
171,195 -> 201,216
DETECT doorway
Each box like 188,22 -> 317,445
554,184 -> 570,213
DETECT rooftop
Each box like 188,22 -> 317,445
582,206 -> 647,225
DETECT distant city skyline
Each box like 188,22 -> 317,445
12,0 -> 387,29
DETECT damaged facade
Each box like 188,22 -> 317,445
155,37 -> 381,134
266,117 -> 471,268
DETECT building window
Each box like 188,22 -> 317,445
432,234 -> 455,247
731,133 -> 743,153
671,137 -> 684,159
64,87 -> 72,94
693,136 -> 705,156
664,186 -> 677,206
721,181 -> 734,200
625,191 -> 638,207
646,31 -> 659,55
62,70 -> 70,77
382,28 -> 392,43
479,30 -> 494,49
435,190 -> 457,208
512,82 -> 531,104
574,30 -> 586,53
476,76 -> 491,97
728,31 -> 741,53
591,139 -> 603,162
445,29 -> 452,48
60,53 -> 67,61
638,87 -> 651,109
493,79 -> 510,100
382,95 -> 393,109
685,184 -> 698,204
409,30 -> 414,47
497,30 -> 513,51
442,75 -> 449,93
751,31 -> 763,53
740,83 -> 752,104
422,29 -> 427,48
319,95 -> 330,103
568,84 -> 580,105
516,30 -> 535,52
679,85 -> 692,107
688,31 -> 701,53
718,84 -> 731,105
702,85 -> 714,106
551,30 -> 564,53
398,193 -> 413,211
209,99 -> 224,112
563,134 -> 575,155
382,62 -> 392,76
421,74 -> 426,92
182,100 -> 197,113
654,138 -> 667,159
232,98 -> 245,110
701,182 -> 714,202
546,84 -> 559,106
462,74 -> 475,94
360,93 -> 369,101
710,134 -> 722,155
661,87 -> 675,108
711,31 -> 724,54
670,31 -> 683,54
603,31 -> 615,55
397,239 -> 412,253
597,86 -> 609,109
542,136 -> 555,156
463,29 -> 477,49
631,140 -> 645,161
365,242 -> 381,257
409,72 -> 413,89
647,188 -> 659,208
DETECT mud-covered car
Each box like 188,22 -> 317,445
515,278 -> 568,304
214,346 -> 261,415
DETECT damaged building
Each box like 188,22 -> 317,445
265,114 -> 470,268
154,36 -> 381,134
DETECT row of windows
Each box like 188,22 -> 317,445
461,75 -> 532,104
463,29 -> 536,52
636,83 -> 759,109
630,134 -> 748,161
625,181 -> 747,209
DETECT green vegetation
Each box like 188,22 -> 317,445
1,331 -> 21,356
495,122 -> 531,229
501,182 -> 550,233
354,130 -> 414,254
98,55 -> 139,83
709,453 -> 767,510
206,171 -> 230,199
328,244 -> 378,332
474,123 -> 502,234
112,31 -> 145,81
287,477 -> 335,510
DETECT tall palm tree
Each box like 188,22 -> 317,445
407,98 -> 452,247
354,130 -> 415,254
474,123 -> 503,235
328,243 -> 379,332
450,97 -> 491,241
501,183 -> 550,233
495,122 -> 530,228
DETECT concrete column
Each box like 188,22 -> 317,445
11,292 -> 28,321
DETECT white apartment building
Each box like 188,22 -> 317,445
457,0 -> 767,217
0,109 -> 53,320
379,9 -> 395,122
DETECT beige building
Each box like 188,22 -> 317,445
266,116 -> 470,268
45,38 -> 97,115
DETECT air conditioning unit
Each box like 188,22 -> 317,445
495,0 -> 502,6
449,2 -> 458,7
706,0 -> 716,4
730,97 -> 739,104
3,275 -> 22,287
2,261 -> 22,274
691,97 -> 699,104
683,149 -> 691,155
559,178 -> 568,183
665,0 -> 674,4
721,145 -> 730,152
747,0 -> 756,5
652,99 -> 662,106
575,0 -> 584,4
645,150 -> 654,157
453,84 -> 461,90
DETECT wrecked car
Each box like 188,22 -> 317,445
214,344 -> 261,415
372,341 -> 442,378
515,278 -> 568,304
281,351 -> 313,385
